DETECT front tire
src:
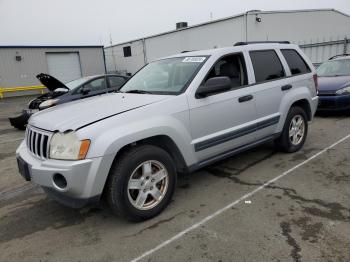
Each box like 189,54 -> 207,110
106,145 -> 177,222
275,106 -> 308,153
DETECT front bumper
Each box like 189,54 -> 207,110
317,94 -> 350,111
16,141 -> 107,208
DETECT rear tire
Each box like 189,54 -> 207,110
275,106 -> 308,153
105,145 -> 177,222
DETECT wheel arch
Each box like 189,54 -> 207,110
111,135 -> 188,174
100,135 -> 188,199
290,99 -> 312,121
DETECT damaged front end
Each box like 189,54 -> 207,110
9,109 -> 34,130
9,90 -> 67,130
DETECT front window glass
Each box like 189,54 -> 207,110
120,57 -> 207,94
317,59 -> 350,77
205,53 -> 248,89
108,76 -> 126,89
83,78 -> 107,92
65,77 -> 91,90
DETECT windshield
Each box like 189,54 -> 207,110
120,56 -> 207,94
65,77 -> 93,90
317,59 -> 350,77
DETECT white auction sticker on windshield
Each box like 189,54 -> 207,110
182,57 -> 206,63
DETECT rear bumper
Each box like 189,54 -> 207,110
311,96 -> 319,118
317,94 -> 350,111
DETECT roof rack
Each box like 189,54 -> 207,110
329,54 -> 350,60
234,41 -> 290,46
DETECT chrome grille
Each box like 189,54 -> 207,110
26,126 -> 51,159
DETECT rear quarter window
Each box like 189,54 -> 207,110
249,50 -> 285,83
281,49 -> 311,75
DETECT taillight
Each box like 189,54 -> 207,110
313,74 -> 318,92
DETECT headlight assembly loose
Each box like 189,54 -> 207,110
49,131 -> 90,160
336,86 -> 350,95
39,99 -> 58,109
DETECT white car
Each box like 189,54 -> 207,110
16,42 -> 318,221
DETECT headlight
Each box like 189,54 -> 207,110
39,99 -> 59,109
336,86 -> 350,95
49,131 -> 90,160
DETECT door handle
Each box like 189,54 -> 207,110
238,95 -> 253,103
281,84 -> 292,91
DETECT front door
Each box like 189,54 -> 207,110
188,53 -> 258,162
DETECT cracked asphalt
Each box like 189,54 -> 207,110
0,96 -> 350,262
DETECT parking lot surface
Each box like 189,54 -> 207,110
0,96 -> 349,262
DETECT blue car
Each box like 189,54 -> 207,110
317,54 -> 350,112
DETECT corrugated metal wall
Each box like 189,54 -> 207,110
105,9 -> 350,74
0,47 -> 105,87
299,38 -> 350,64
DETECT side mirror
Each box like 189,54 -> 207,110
196,76 -> 231,98
81,87 -> 91,95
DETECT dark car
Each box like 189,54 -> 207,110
317,54 -> 350,112
9,73 -> 129,129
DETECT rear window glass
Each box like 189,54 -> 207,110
250,50 -> 285,83
281,49 -> 311,75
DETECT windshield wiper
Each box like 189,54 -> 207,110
123,90 -> 153,94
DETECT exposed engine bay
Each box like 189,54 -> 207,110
28,91 -> 67,109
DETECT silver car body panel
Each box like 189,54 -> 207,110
17,43 -> 318,203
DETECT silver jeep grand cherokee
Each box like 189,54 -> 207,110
16,42 -> 318,221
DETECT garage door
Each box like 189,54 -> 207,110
46,52 -> 82,83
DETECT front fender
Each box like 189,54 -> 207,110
77,115 -> 195,197
77,109 -> 196,167
105,117 -> 195,165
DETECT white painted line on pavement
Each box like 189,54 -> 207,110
131,133 -> 350,262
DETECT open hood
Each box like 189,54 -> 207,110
36,73 -> 70,91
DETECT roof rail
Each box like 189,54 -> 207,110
181,50 -> 196,53
234,41 -> 290,46
329,54 -> 350,60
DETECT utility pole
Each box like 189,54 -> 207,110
245,11 -> 249,42
109,33 -> 117,73
344,37 -> 348,54
142,38 -> 147,65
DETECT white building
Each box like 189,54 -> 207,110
105,9 -> 350,75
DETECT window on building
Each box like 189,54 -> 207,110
250,50 -> 285,83
281,49 -> 311,75
123,46 -> 132,57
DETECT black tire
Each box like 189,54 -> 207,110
275,106 -> 308,153
105,145 -> 177,222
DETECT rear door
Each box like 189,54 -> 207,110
246,49 -> 290,139
188,52 -> 258,162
